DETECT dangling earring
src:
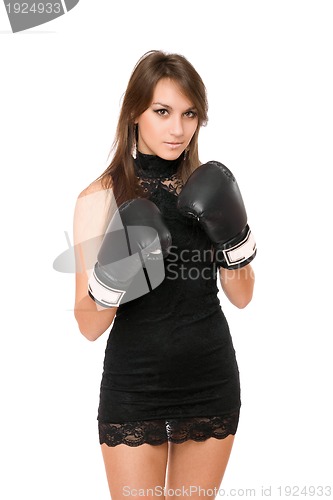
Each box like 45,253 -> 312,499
132,123 -> 138,159
184,146 -> 190,160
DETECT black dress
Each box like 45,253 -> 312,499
97,152 -> 242,447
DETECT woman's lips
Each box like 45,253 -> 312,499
164,142 -> 183,149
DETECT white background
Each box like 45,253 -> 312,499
1,1 -> 332,498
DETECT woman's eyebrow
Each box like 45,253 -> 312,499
152,102 -> 197,112
152,102 -> 171,109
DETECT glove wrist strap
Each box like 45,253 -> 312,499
215,224 -> 257,269
88,265 -> 125,308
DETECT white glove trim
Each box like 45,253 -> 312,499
88,268 -> 125,307
224,228 -> 256,266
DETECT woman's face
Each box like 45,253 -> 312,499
135,78 -> 199,159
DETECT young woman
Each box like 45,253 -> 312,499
74,50 -> 256,499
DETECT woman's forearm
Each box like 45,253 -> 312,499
219,263 -> 255,308
74,294 -> 117,341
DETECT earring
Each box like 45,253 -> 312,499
184,147 -> 190,160
132,123 -> 138,159
132,139 -> 137,159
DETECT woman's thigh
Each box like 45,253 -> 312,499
101,441 -> 169,499
165,435 -> 235,499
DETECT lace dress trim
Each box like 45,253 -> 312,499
134,151 -> 184,197
98,409 -> 240,447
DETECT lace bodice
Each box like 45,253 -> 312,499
134,150 -> 184,197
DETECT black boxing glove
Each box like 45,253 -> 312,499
88,198 -> 172,307
177,161 -> 256,269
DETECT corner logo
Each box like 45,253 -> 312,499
3,0 -> 80,33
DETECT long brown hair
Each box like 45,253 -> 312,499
98,50 -> 208,206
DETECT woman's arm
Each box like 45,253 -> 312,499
74,276 -> 117,341
219,263 -> 255,309
73,180 -> 118,341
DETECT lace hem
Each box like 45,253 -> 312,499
98,410 -> 240,447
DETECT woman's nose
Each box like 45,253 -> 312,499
169,115 -> 184,137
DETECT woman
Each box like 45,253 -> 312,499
74,50 -> 256,499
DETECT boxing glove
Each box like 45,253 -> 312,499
88,198 -> 172,308
177,161 -> 256,269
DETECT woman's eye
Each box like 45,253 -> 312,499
185,111 -> 197,118
154,109 -> 168,116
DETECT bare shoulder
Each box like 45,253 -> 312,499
76,177 -> 115,221
78,177 -> 113,199
76,177 -> 115,214
74,176 -> 116,248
